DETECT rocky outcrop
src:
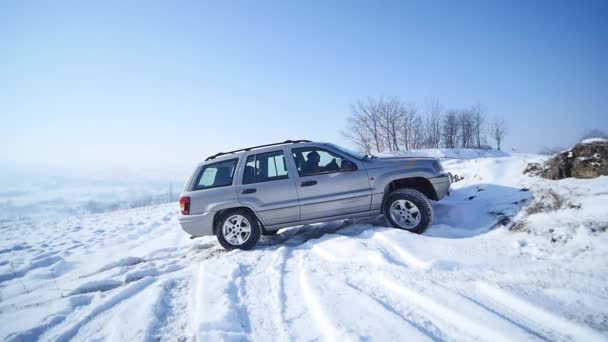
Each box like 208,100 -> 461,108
540,139 -> 608,180
523,162 -> 543,176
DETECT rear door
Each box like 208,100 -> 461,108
291,147 -> 372,221
236,150 -> 300,226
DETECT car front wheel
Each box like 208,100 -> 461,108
215,209 -> 261,250
383,189 -> 433,234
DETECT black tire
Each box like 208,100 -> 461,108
383,188 -> 433,234
215,209 -> 261,250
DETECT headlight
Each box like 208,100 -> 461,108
432,160 -> 444,172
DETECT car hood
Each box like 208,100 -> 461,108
364,156 -> 437,169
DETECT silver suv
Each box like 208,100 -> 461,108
179,140 -> 450,250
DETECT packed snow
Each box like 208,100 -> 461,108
581,138 -> 607,144
1,153 -> 607,341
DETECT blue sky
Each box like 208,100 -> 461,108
1,0 -> 607,177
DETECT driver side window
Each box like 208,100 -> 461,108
292,148 -> 357,177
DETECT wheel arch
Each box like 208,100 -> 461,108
213,206 -> 264,234
382,177 -> 437,213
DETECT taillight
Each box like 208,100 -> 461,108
180,197 -> 190,215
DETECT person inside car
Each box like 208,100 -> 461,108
324,158 -> 339,172
304,151 -> 321,175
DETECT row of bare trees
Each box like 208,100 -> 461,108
343,97 -> 507,154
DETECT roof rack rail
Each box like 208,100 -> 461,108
205,140 -> 312,161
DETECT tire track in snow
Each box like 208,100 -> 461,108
475,282 -> 606,341
372,233 -> 434,270
298,244 -> 436,340
5,295 -> 93,342
144,276 -> 191,341
267,247 -> 290,341
378,276 -> 517,342
0,256 -> 64,283
312,241 -> 539,341
298,256 -> 354,342
307,232 -> 544,340
341,281 -> 440,341
144,278 -> 178,341
457,291 -> 552,342
192,261 -> 252,341
305,237 -> 445,339
192,263 -> 205,339
52,277 -> 156,342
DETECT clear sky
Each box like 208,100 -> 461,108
1,0 -> 607,178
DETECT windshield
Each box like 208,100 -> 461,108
324,143 -> 367,160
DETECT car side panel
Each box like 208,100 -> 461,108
265,209 -> 381,231
179,186 -> 242,237
236,178 -> 300,226
288,145 -> 372,221
187,186 -> 240,215
231,147 -> 301,226
294,169 -> 372,220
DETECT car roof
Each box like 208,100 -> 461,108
197,141 -> 327,166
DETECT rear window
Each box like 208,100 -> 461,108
193,159 -> 238,190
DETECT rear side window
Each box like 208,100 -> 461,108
243,151 -> 289,184
193,159 -> 238,190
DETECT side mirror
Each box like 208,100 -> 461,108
341,160 -> 357,171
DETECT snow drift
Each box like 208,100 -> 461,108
0,152 -> 607,341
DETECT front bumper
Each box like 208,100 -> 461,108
429,173 -> 451,200
178,211 -> 215,237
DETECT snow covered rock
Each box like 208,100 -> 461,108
541,139 -> 608,180
523,162 -> 543,176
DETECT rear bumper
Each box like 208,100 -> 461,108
178,211 -> 215,237
429,173 -> 451,200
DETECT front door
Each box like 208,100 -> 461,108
236,150 -> 300,226
291,147 -> 372,221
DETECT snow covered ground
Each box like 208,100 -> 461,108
1,153 -> 607,341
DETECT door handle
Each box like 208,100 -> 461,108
301,180 -> 317,187
242,188 -> 257,194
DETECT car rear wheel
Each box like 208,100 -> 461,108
383,189 -> 433,234
215,209 -> 261,250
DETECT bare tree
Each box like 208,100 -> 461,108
457,110 -> 475,148
399,105 -> 419,150
490,118 -> 507,150
349,98 -> 384,152
471,104 -> 485,148
423,100 -> 442,148
442,110 -> 459,148
581,128 -> 608,141
378,97 -> 403,151
410,115 -> 425,149
346,97 -> 495,153
342,120 -> 373,154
